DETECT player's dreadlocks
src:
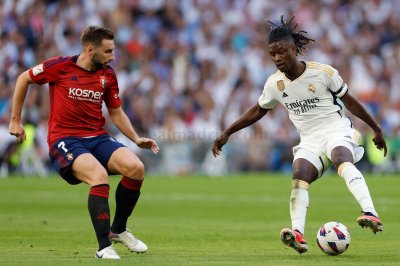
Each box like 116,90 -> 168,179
267,15 -> 315,55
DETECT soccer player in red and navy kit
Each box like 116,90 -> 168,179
9,26 -> 159,259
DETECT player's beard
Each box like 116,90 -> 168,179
91,53 -> 108,70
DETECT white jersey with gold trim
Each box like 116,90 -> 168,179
258,61 -> 350,140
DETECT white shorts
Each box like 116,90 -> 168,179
293,126 -> 365,177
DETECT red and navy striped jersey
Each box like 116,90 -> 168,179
29,55 -> 121,145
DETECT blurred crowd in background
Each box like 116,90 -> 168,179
0,0 -> 399,176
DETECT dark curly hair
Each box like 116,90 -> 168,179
267,15 -> 315,55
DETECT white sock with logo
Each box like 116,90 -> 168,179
290,179 -> 309,235
338,162 -> 378,217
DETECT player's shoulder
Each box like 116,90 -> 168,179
261,70 -> 284,94
101,65 -> 117,78
266,70 -> 284,83
41,55 -> 77,71
263,70 -> 283,89
306,61 -> 337,78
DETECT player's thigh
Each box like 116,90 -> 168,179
293,148 -> 325,183
292,158 -> 319,184
107,147 -> 144,180
72,153 -> 109,186
328,138 -> 364,167
326,128 -> 365,168
330,145 -> 355,169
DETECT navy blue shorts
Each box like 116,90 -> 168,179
49,134 -> 125,185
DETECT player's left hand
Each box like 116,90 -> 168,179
9,120 -> 26,143
135,137 -> 160,154
373,130 -> 387,157
212,132 -> 230,157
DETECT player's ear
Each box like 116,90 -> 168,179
86,45 -> 95,57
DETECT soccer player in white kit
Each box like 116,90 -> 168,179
212,16 -> 387,254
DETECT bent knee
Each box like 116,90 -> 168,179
292,158 -> 318,183
293,168 -> 313,182
81,169 -> 109,186
124,160 -> 145,180
293,168 -> 304,179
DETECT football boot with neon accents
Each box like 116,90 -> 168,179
280,228 -> 308,254
357,212 -> 383,234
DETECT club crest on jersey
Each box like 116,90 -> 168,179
308,83 -> 316,94
277,80 -> 285,91
100,76 -> 107,88
66,152 -> 74,160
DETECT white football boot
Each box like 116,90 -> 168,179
109,229 -> 148,253
95,245 -> 120,259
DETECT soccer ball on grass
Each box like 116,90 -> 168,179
316,221 -> 350,255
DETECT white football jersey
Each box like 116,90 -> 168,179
258,61 -> 351,139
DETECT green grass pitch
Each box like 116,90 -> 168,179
1,173 -> 399,265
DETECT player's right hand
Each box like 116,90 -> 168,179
373,130 -> 387,157
8,120 -> 26,143
135,137 -> 160,154
212,132 -> 229,157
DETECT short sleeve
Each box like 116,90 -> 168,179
104,70 -> 122,109
327,67 -> 348,98
258,79 -> 278,109
29,56 -> 66,85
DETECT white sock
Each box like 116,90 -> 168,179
290,180 -> 309,235
338,162 -> 378,217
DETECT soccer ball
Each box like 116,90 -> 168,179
316,221 -> 350,256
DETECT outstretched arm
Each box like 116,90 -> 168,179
107,106 -> 159,154
341,92 -> 387,156
9,70 -> 34,143
212,103 -> 268,157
